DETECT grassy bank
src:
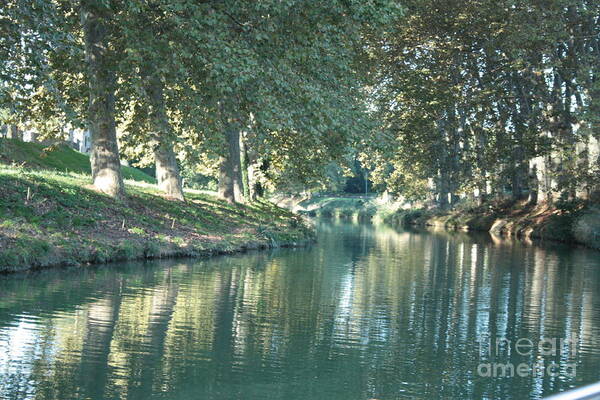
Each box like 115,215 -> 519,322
0,138 -> 156,183
0,167 -> 314,273
385,200 -> 600,250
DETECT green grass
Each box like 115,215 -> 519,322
0,138 -> 155,183
0,167 -> 313,272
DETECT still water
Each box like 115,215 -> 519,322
1,220 -> 600,400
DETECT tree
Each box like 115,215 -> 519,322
365,0 -> 600,207
82,0 -> 125,199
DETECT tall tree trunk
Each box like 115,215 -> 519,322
434,114 -> 451,209
576,139 -> 590,200
82,1 -> 125,199
511,143 -> 527,200
7,124 -> 21,140
447,106 -> 461,206
155,143 -> 184,200
511,73 -> 536,201
562,79 -> 577,200
436,169 -> 449,209
247,162 -> 257,201
540,153 -> 557,204
510,115 -> 528,201
228,122 -> 244,202
218,156 -> 235,203
240,134 -> 252,201
476,180 -> 487,206
528,160 -> 539,204
590,134 -> 600,200
474,121 -> 488,205
146,76 -> 184,201
218,121 -> 244,203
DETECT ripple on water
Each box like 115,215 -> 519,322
1,222 -> 600,400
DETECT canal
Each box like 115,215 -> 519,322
1,220 -> 600,399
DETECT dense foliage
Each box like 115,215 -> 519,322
1,0 -> 400,201
2,0 -> 598,207
365,0 -> 600,206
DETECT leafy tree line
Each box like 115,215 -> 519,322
1,0 -> 400,202
364,0 -> 600,207
5,0 -> 597,209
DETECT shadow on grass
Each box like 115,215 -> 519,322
0,169 -> 313,272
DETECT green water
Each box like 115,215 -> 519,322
1,221 -> 600,400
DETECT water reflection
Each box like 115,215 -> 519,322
0,220 -> 599,400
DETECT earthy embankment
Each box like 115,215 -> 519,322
386,201 -> 600,250
0,168 -> 314,273
285,192 -> 600,250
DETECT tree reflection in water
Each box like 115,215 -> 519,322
1,220 -> 599,400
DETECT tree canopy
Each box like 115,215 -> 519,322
2,0 -> 599,206
364,0 -> 600,206
1,0 -> 401,201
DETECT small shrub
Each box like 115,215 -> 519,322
144,241 -> 162,258
573,209 -> 600,250
0,250 -> 21,271
90,246 -> 111,263
115,241 -> 140,260
401,209 -> 424,225
555,198 -> 584,213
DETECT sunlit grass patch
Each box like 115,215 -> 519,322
0,138 -> 156,183
0,166 -> 314,272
